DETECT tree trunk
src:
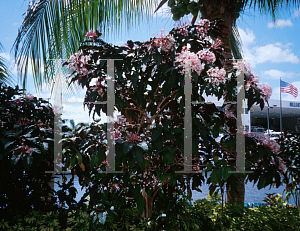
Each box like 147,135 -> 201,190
225,177 -> 245,206
142,186 -> 154,218
200,0 -> 245,206
200,0 -> 239,68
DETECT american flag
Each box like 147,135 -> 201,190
281,80 -> 298,98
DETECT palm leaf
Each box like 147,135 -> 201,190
13,0 -> 159,91
230,25 -> 243,60
0,42 -> 14,86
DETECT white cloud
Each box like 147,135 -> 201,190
263,69 -> 300,80
238,28 -> 255,48
253,42 -> 299,64
267,19 -> 293,28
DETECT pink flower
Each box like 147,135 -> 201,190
25,93 -> 34,100
11,98 -> 22,105
193,166 -> 203,173
16,117 -> 31,125
233,60 -> 245,71
258,82 -> 272,101
152,29 -> 174,52
278,157 -> 286,172
174,20 -> 189,36
126,132 -> 142,144
114,129 -> 123,140
67,52 -> 91,77
90,78 -> 106,98
195,19 -> 210,38
212,38 -> 223,50
224,111 -> 236,119
85,30 -> 98,40
207,67 -> 226,85
197,50 -> 216,63
256,135 -> 280,154
14,145 -> 34,157
175,46 -> 202,75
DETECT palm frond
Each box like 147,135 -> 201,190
0,42 -> 14,86
13,0 -> 159,91
243,0 -> 300,21
230,25 -> 243,60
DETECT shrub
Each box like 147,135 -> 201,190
0,83 -> 57,223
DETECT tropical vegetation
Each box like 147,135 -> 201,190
1,0 -> 300,229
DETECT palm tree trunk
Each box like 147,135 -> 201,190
200,0 -> 239,68
200,0 -> 245,206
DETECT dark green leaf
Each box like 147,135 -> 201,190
207,163 -> 213,171
132,146 -> 144,166
163,152 -> 175,165
210,170 -> 218,184
151,129 -> 161,141
257,175 -> 266,189
155,138 -> 163,149
123,142 -> 134,154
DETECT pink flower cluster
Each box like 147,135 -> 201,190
197,50 -> 216,63
270,157 -> 286,172
12,138 -> 35,158
254,134 -> 281,154
233,60 -> 245,71
244,132 -> 286,171
224,104 -> 236,119
85,30 -> 98,40
175,46 -> 202,75
207,67 -> 226,85
16,117 -> 31,126
233,61 -> 260,89
258,82 -> 272,102
90,78 -> 106,98
174,20 -> 189,36
25,93 -> 34,100
278,157 -> 286,172
195,19 -> 210,38
67,52 -> 91,77
152,29 -> 174,52
211,38 -> 223,51
114,116 -> 129,140
126,132 -> 142,144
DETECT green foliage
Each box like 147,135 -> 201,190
1,194 -> 299,230
0,83 -> 57,223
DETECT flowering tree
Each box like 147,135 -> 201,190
62,19 -> 286,219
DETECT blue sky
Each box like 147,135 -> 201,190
1,1 -> 300,124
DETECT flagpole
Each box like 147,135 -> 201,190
280,77 -> 282,133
